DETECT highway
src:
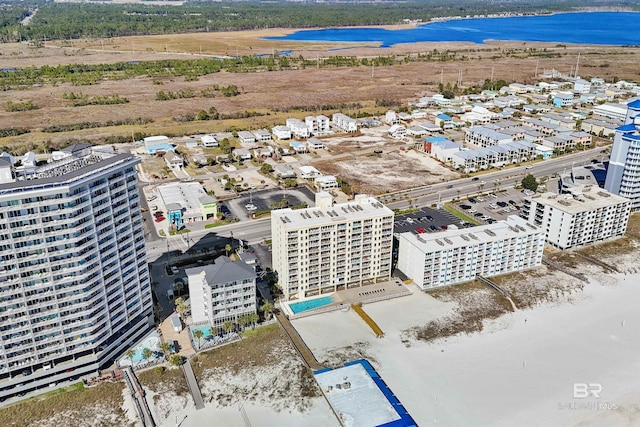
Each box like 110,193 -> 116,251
145,147 -> 606,263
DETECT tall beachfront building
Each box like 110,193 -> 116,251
396,216 -> 545,290
604,99 -> 640,210
271,193 -> 394,301
0,144 -> 153,400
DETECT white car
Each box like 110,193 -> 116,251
171,266 -> 179,274
245,204 -> 257,211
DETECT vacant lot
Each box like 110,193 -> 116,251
314,147 -> 459,194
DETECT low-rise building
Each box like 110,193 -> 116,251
272,125 -> 292,140
332,113 -> 358,133
307,137 -> 326,150
237,131 -> 256,145
187,256 -> 257,327
521,188 -> 631,249
286,118 -> 311,138
397,216 -> 544,290
157,182 -> 218,225
201,134 -> 219,147
387,124 -> 407,140
422,138 -> 462,163
314,175 -> 339,191
144,135 -> 175,154
164,151 -> 184,169
299,165 -> 322,179
252,129 -> 272,143
274,164 -> 296,178
233,148 -> 252,160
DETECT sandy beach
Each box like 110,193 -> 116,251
292,271 -> 640,426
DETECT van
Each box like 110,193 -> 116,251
167,289 -> 174,300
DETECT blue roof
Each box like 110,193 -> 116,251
437,113 -> 451,120
426,137 -> 447,142
627,99 -> 640,109
617,123 -> 637,132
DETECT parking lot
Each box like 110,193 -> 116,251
226,187 -> 316,220
394,206 -> 469,235
455,188 -> 530,224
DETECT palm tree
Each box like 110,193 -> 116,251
260,301 -> 274,320
222,320 -> 235,335
248,312 -> 259,329
209,326 -> 220,337
175,297 -> 187,318
169,354 -> 183,367
125,348 -> 135,365
174,281 -> 184,297
225,244 -> 232,257
141,348 -> 153,363
237,314 -> 249,331
193,329 -> 204,348
159,341 -> 172,360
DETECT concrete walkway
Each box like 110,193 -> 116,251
182,359 -> 205,410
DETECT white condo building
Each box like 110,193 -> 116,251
521,188 -> 631,249
604,100 -> 640,210
186,256 -> 257,327
271,193 -> 394,300
0,144 -> 152,399
397,216 -> 544,290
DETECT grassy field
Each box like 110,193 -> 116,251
0,382 -> 129,427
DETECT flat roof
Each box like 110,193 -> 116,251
528,189 -> 630,214
398,215 -> 540,253
272,196 -> 392,229
314,360 -> 417,427
157,182 -> 217,211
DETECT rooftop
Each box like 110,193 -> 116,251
157,182 -> 217,211
185,256 -> 256,286
272,195 -> 392,229
529,188 -> 630,214
398,216 -> 540,253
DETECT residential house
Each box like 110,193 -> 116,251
573,79 -> 591,94
144,135 -> 175,154
201,134 -> 219,147
289,141 -> 308,153
286,118 -> 311,139
422,138 -> 462,163
238,131 -> 257,145
164,151 -> 184,169
252,129 -> 272,143
407,126 -> 428,137
305,115 -> 330,135
434,113 -> 453,129
465,127 -> 513,147
307,137 -> 326,150
185,139 -> 198,149
384,110 -> 400,125
332,113 -> 358,133
314,175 -> 339,191
272,125 -> 292,140
387,124 -> 407,140
299,165 -> 322,179
274,164 -> 296,179
253,146 -> 274,158
233,148 -> 252,161
553,91 -> 574,108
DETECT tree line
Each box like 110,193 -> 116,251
0,1 -> 633,42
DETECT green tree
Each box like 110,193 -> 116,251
193,329 -> 204,347
125,348 -> 136,364
522,174 -> 539,192
174,281 -> 184,297
209,326 -> 220,337
225,243 -> 232,257
159,341 -> 172,359
141,347 -> 153,362
260,300 -> 274,320
260,163 -> 273,174
238,314 -> 249,331
248,312 -> 260,329
223,320 -> 235,334
169,354 -> 183,367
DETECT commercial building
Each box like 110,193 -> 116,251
186,256 -> 257,327
156,182 -> 217,227
271,193 -> 394,300
604,100 -> 640,210
0,144 -> 153,399
396,216 -> 544,290
521,187 -> 631,249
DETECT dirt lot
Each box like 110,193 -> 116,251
2,30 -> 640,151
314,146 -> 459,194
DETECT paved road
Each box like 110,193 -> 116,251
145,148 -> 606,263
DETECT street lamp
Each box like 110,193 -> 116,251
230,230 -> 234,249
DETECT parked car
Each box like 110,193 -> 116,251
170,266 -> 179,274
154,216 -> 165,222
460,204 -> 472,210
429,225 -> 438,231
468,198 -> 477,204
425,215 -> 433,221
474,212 -> 484,217
497,201 -> 508,207
416,228 -> 426,234
440,225 -> 448,230
472,177 -> 480,181
154,211 -> 164,217
508,200 -> 517,205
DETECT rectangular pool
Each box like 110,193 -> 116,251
288,295 -> 334,314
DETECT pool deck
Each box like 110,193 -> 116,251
284,277 -> 412,319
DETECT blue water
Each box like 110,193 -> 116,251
265,12 -> 640,47
289,295 -> 334,314
191,325 -> 215,340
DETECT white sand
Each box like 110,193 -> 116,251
293,274 -> 640,426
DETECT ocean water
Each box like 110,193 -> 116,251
264,12 -> 640,47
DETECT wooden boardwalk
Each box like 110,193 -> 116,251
351,303 -> 384,338
182,359 -> 205,410
276,312 -> 324,370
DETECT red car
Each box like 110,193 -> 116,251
416,228 -> 426,234
154,216 -> 165,223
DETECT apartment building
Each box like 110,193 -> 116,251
186,256 -> 257,327
305,115 -> 330,135
604,100 -> 640,210
465,127 -> 513,147
0,144 -> 152,399
396,216 -> 544,290
271,193 -> 394,300
521,187 -> 631,249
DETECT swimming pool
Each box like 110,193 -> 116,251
289,295 -> 335,314
118,334 -> 161,366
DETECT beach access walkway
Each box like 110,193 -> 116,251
351,303 -> 384,338
276,311 -> 324,370
183,360 -> 205,410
